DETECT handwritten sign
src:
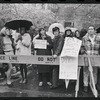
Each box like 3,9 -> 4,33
59,37 -> 82,80
61,37 -> 82,57
34,39 -> 47,49
59,56 -> 78,80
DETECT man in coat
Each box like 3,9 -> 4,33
50,27 -> 64,89
82,25 -> 100,92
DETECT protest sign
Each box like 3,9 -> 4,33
59,37 -> 82,80
61,37 -> 82,57
59,56 -> 78,80
34,39 -> 47,49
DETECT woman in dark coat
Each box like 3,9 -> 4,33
35,28 -> 53,87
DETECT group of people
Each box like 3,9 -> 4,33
0,24 -> 100,93
0,27 -> 31,86
33,26 -> 86,89
33,25 -> 100,93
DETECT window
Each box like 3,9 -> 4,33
64,22 -> 74,28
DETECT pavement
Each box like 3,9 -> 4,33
0,65 -> 100,97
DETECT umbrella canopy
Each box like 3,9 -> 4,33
5,20 -> 33,30
48,23 -> 65,33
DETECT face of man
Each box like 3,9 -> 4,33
53,30 -> 59,37
88,26 -> 95,35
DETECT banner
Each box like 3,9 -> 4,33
0,54 -> 99,66
34,39 -> 47,49
0,55 -> 59,65
59,37 -> 82,80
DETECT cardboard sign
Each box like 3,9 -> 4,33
59,56 -> 78,80
61,37 -> 82,57
59,37 -> 82,80
34,39 -> 47,49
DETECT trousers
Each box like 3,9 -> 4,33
83,57 -> 98,86
52,65 -> 59,87
83,66 -> 98,86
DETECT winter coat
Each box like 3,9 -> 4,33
36,35 -> 53,73
19,33 -> 31,55
53,34 -> 64,56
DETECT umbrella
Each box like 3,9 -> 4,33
5,20 -> 33,30
48,23 -> 65,33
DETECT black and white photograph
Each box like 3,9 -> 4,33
0,3 -> 100,97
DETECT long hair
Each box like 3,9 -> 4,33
64,29 -> 73,38
74,30 -> 80,39
38,28 -> 46,38
0,27 -> 15,54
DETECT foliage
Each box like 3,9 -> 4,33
0,4 -> 100,31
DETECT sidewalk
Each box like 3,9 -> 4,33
0,65 -> 99,97
0,64 -> 32,86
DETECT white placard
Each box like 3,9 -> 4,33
59,56 -> 78,80
59,37 -> 82,80
61,37 -> 82,57
34,39 -> 47,49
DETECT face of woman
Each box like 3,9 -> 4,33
66,30 -> 71,36
75,31 -> 80,38
5,29 -> 11,36
40,29 -> 46,36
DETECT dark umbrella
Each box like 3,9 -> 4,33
5,20 -> 33,30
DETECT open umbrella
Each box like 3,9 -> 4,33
48,23 -> 65,33
5,20 -> 33,30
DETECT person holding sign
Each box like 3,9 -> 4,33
63,29 -> 73,38
50,27 -> 64,89
34,28 -> 53,87
82,25 -> 100,92
59,28 -> 82,92
61,29 -> 75,89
